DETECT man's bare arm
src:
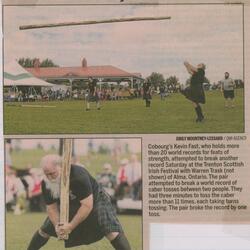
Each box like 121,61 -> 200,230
47,203 -> 64,238
58,194 -> 93,235
184,61 -> 197,75
47,203 -> 60,227
70,194 -> 93,229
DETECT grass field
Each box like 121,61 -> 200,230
6,213 -> 142,250
4,89 -> 244,134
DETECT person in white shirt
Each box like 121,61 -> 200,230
221,72 -> 236,108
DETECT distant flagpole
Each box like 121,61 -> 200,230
19,16 -> 171,30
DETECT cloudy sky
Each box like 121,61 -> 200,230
3,4 -> 243,83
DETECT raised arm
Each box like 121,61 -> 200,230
184,61 -> 198,75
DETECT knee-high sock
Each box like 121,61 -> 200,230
195,106 -> 199,118
195,105 -> 203,119
197,105 -> 204,118
27,231 -> 49,250
111,233 -> 131,250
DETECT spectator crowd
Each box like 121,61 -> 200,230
6,154 -> 142,215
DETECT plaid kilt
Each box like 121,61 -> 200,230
181,86 -> 205,104
86,93 -> 99,102
95,190 -> 123,235
143,93 -> 152,100
40,190 -> 122,248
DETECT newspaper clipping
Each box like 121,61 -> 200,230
1,0 -> 250,250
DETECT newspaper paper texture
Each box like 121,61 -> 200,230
1,1 -> 250,250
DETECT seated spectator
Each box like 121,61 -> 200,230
96,163 -> 117,206
6,173 -> 17,211
115,158 -> 129,199
25,168 -> 44,212
97,163 -> 117,193
6,170 -> 26,215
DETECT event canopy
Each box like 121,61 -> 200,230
4,61 -> 54,87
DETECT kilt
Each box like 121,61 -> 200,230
143,93 -> 152,100
181,86 -> 205,104
223,90 -> 234,99
40,190 -> 123,248
87,93 -> 99,102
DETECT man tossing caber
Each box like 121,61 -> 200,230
27,154 -> 131,250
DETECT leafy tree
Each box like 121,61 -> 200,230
18,58 -> 25,67
165,75 -> 180,87
24,58 -> 33,67
146,72 -> 165,89
165,75 -> 180,92
18,57 -> 58,67
40,58 -> 58,67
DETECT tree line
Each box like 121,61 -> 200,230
146,72 -> 181,90
18,57 -> 58,68
146,72 -> 211,90
17,57 -> 213,90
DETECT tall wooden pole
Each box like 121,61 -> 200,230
19,16 -> 171,30
59,139 -> 73,240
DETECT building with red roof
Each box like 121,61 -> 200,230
25,58 -> 143,88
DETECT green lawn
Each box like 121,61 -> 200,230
6,213 -> 142,250
4,89 -> 244,134
11,148 -> 57,170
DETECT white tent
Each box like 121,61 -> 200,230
4,77 -> 54,87
4,61 -> 54,87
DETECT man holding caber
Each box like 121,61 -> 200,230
27,154 -> 131,250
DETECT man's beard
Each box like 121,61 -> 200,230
44,176 -> 60,199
